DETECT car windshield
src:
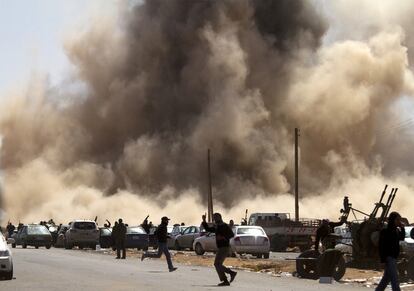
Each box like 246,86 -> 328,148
127,227 -> 146,234
167,226 -> 174,234
27,225 -> 50,235
73,222 -> 96,230
237,227 -> 265,236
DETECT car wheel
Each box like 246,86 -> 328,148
46,244 -> 51,249
317,250 -> 346,281
263,253 -> 270,259
296,250 -> 319,280
79,245 -> 84,250
35,246 -> 39,249
256,254 -> 263,259
5,264 -> 13,280
195,243 -> 205,256
12,243 -> 16,248
175,240 -> 181,251
22,242 -> 27,249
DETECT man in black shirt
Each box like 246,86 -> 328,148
202,213 -> 237,286
114,218 -> 127,259
376,212 -> 405,291
141,216 -> 177,272
314,217 -> 346,252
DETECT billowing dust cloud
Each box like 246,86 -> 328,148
1,0 -> 414,225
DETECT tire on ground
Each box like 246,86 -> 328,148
317,249 -> 346,281
296,250 -> 319,280
195,243 -> 205,256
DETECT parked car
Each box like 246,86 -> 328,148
167,225 -> 187,249
193,232 -> 217,255
175,226 -> 203,250
0,233 -> 13,280
401,226 -> 414,256
193,225 -> 270,258
99,227 -> 113,249
54,225 -> 69,248
64,220 -> 99,250
124,226 -> 151,250
12,224 -> 52,249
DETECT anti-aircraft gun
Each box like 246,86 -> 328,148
349,185 -> 396,266
295,185 -> 414,281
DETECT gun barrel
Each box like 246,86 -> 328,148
379,184 -> 388,204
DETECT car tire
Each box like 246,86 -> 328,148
46,244 -> 51,249
317,249 -> 346,281
296,250 -> 319,280
35,246 -> 39,249
5,264 -> 13,280
256,254 -> 263,259
263,253 -> 270,259
79,245 -> 84,250
22,243 -> 27,249
11,243 -> 16,248
195,243 -> 205,256
175,241 -> 181,251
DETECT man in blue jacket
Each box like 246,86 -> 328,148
202,213 -> 237,286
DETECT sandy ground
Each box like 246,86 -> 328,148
83,248 -> 414,289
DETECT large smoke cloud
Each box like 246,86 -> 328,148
1,0 -> 414,224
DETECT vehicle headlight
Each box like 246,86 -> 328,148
0,250 -> 10,257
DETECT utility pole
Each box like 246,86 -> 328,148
207,149 -> 214,223
294,128 -> 300,222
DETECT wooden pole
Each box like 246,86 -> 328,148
207,149 -> 214,223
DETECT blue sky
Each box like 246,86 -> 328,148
0,0 -> 118,94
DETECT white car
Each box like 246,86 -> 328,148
401,226 -> 414,256
0,233 -> 13,280
64,220 -> 99,250
193,225 -> 270,259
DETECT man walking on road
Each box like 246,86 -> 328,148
376,212 -> 405,291
202,213 -> 237,286
114,218 -> 127,259
141,216 -> 177,272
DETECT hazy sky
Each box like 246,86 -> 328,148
0,0 -> 118,94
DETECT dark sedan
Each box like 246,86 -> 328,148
111,226 -> 150,251
12,224 -> 53,249
99,227 -> 113,249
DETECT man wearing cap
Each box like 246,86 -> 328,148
141,216 -> 177,272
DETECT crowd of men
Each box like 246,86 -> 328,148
2,209 -> 409,288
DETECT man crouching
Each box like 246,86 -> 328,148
202,213 -> 237,286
